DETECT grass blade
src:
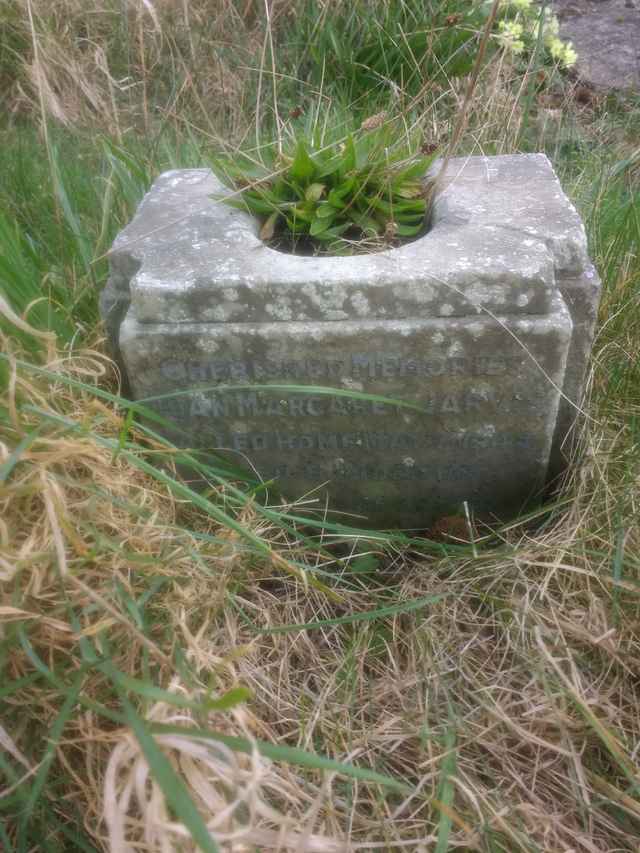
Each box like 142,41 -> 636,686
112,687 -> 221,853
106,669 -> 251,713
150,724 -> 412,794
19,671 -> 85,831
434,719 -> 457,853
253,592 -> 447,634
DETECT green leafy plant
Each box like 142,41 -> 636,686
493,0 -> 578,68
212,116 -> 439,255
283,0 -> 493,104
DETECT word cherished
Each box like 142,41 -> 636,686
158,352 -> 521,383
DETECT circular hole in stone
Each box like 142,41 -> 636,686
261,185 -> 436,257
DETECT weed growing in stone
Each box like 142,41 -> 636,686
212,116 -> 439,255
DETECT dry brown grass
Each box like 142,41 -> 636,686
2,307 -> 640,850
3,0 -> 273,136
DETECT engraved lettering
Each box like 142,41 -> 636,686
464,391 -> 483,411
441,395 -> 461,414
330,397 -> 348,416
188,364 -> 209,381
190,395 -> 211,416
318,433 -> 338,450
424,358 -> 445,376
232,433 -> 249,451
352,353 -> 375,378
160,361 -> 187,381
307,359 -> 325,379
211,429 -> 535,455
423,395 -> 436,414
208,397 -> 227,417
249,433 -> 267,450
288,397 -> 306,417
265,398 -> 282,416
276,432 -> 298,450
400,358 -> 419,377
236,392 -> 259,417
158,352 -> 525,385
307,396 -> 323,416
475,356 -> 507,375
300,462 -> 323,480
381,357 -> 397,378
229,361 -> 249,380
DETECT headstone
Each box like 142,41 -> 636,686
101,154 -> 601,529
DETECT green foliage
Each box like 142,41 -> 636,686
212,117 -> 439,254
584,152 -> 640,404
0,211 -> 74,355
0,126 -> 209,355
494,0 -> 578,69
0,1 -> 30,99
282,0 -> 492,105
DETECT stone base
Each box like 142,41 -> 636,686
120,303 -> 572,528
102,154 -> 601,529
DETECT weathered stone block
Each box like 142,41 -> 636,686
101,154 -> 601,528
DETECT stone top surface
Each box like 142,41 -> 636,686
108,154 -> 589,325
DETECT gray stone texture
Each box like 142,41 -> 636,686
101,154 -> 601,529
553,0 -> 640,91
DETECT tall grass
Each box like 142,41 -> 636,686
1,1 -> 640,851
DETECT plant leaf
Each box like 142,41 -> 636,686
329,176 -> 357,201
341,136 -> 356,174
316,202 -> 337,219
20,671 -> 85,829
206,686 -> 253,711
150,724 -> 412,794
396,222 -> 424,237
256,592 -> 447,634
234,194 -> 275,215
315,153 -> 345,178
394,157 -> 433,182
305,182 -> 325,202
351,211 -> 379,236
327,189 -> 346,208
310,216 -> 333,236
317,223 -> 351,240
105,669 -> 252,713
259,211 -> 279,240
396,184 -> 425,199
434,718 -> 457,853
290,140 -> 316,183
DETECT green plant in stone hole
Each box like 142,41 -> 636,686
212,116 -> 440,255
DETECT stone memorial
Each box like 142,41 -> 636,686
100,154 -> 601,528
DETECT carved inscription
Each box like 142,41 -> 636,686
260,461 -> 474,483
215,430 -> 537,453
148,348 -> 541,488
185,388 -> 504,419
159,352 -> 520,384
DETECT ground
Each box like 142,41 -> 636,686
553,0 -> 640,89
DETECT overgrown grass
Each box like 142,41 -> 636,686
1,1 -> 640,851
